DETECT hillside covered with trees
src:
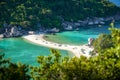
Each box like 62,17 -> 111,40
0,0 -> 120,29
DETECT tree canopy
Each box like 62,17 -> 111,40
30,27 -> 120,80
0,53 -> 30,80
0,0 -> 120,29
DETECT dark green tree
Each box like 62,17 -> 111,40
93,34 -> 114,52
0,0 -> 120,29
0,53 -> 30,80
31,27 -> 120,80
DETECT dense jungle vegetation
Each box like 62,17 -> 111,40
0,0 -> 120,29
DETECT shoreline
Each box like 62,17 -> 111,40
23,34 -> 94,58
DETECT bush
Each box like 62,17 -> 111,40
0,53 -> 30,80
93,34 -> 114,52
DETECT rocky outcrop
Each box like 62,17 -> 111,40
62,22 -> 75,30
62,14 -> 120,30
0,34 -> 3,39
1,14 -> 120,37
88,38 -> 95,47
46,28 -> 60,33
2,24 -> 28,38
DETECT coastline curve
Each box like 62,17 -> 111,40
22,34 -> 94,58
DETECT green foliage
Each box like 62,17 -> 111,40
31,28 -> 120,80
0,27 -> 119,80
0,0 -> 120,29
93,34 -> 114,52
30,49 -> 63,80
0,53 -> 30,80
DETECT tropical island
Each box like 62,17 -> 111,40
0,0 -> 120,38
0,0 -> 120,80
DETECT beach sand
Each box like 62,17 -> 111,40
23,34 -> 94,58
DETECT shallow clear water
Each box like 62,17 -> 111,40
0,23 -> 120,66
0,38 -> 72,66
45,22 -> 120,45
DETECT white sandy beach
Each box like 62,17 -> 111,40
23,34 -> 94,58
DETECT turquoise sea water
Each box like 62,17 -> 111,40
45,22 -> 120,45
0,24 -> 120,67
109,0 -> 120,6
0,38 -> 72,66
